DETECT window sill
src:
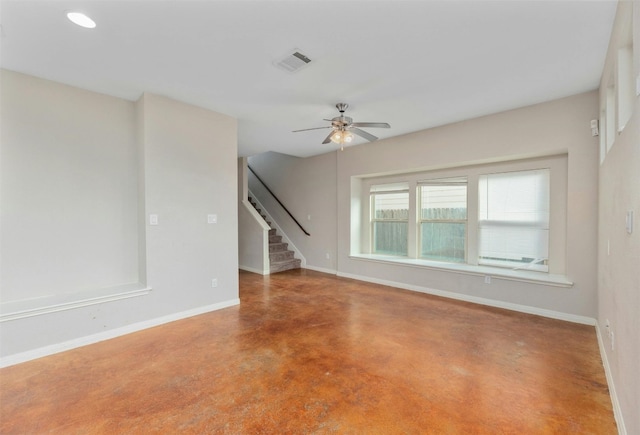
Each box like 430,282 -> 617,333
0,283 -> 152,322
349,254 -> 573,288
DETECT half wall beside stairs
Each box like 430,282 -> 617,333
249,197 -> 301,273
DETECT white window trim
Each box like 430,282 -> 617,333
418,178 -> 468,263
477,169 -> 550,272
370,188 -> 410,256
355,154 -> 568,283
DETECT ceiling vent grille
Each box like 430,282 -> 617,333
274,50 -> 311,73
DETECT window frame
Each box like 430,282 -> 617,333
370,184 -> 410,256
418,177 -> 468,263
477,169 -> 550,272
356,155 -> 567,277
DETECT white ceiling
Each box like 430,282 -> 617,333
0,0 -> 617,158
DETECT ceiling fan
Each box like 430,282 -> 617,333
293,103 -> 390,148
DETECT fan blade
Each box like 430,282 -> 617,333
292,126 -> 331,132
322,131 -> 334,144
350,127 -> 378,142
351,122 -> 390,128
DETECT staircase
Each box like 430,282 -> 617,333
249,197 -> 301,273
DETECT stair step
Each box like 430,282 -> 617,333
268,228 -> 277,236
270,250 -> 294,262
270,258 -> 301,273
269,235 -> 282,243
269,242 -> 288,253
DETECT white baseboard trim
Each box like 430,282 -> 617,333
596,322 -> 627,435
336,271 -> 596,326
239,265 -> 268,275
0,298 -> 240,368
303,265 -> 337,275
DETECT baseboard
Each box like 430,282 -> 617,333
596,322 -> 627,435
304,265 -> 337,275
336,271 -> 596,325
239,265 -> 268,275
0,298 -> 240,368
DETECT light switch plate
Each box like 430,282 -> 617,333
149,214 -> 158,225
626,210 -> 633,234
207,214 -> 217,224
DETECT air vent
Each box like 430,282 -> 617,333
274,49 -> 311,73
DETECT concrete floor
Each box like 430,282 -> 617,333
0,269 -> 616,433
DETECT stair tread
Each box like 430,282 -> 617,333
270,258 -> 301,273
269,250 -> 295,262
269,242 -> 289,251
270,258 -> 300,265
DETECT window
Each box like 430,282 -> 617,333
370,183 -> 409,256
478,169 -> 550,272
606,84 -> 616,152
617,45 -> 634,131
355,156 -> 565,281
419,177 -> 467,263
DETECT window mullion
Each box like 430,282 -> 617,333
467,174 -> 479,265
407,181 -> 417,258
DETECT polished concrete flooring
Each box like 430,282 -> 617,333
0,269 -> 616,434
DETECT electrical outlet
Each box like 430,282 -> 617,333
484,276 -> 491,284
211,278 -> 218,288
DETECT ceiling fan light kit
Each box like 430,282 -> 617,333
293,103 -> 390,150
330,130 -> 354,144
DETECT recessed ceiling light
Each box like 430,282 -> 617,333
66,12 -> 96,29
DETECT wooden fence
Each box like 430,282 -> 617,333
373,208 -> 466,261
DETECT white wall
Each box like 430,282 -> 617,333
138,92 -> 239,312
597,2 -> 639,434
1,69 -> 139,302
0,71 -> 239,361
